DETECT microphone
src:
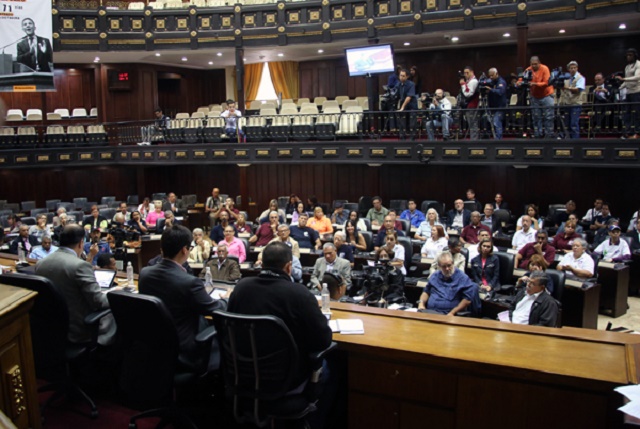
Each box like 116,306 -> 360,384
1,35 -> 27,54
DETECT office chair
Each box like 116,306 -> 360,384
107,290 -> 217,429
0,273 -> 111,419
214,310 -> 336,428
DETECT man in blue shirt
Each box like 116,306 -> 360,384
482,67 -> 507,139
29,235 -> 58,260
417,252 -> 479,316
289,213 -> 321,250
396,69 -> 418,140
84,228 -> 111,266
399,199 -> 425,228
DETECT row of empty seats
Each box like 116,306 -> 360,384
249,96 -> 369,111
0,125 -> 108,148
144,0 -> 277,8
6,108 -> 98,121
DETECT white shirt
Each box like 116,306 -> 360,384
416,221 -> 446,238
467,245 -> 498,261
512,228 -> 536,251
559,252 -> 595,276
511,291 -> 542,325
451,211 -> 464,228
594,239 -> 630,261
421,237 -> 448,259
392,244 -> 406,276
581,207 -> 601,222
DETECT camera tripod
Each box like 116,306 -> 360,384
479,93 -> 497,140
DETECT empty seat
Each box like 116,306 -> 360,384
355,96 -> 369,111
6,109 -> 23,121
335,95 -> 349,106
202,117 -> 225,143
86,125 -> 107,146
291,107 -> 317,141
45,125 -> 66,147
166,118 -> 187,143
191,111 -> 205,119
336,106 -> 363,137
54,108 -> 70,118
299,103 -> 319,114
244,116 -> 268,142
66,125 -> 86,146
314,96 -> 327,107
21,201 -> 36,212
270,115 -> 291,141
315,109 -> 340,140
341,99 -> 359,110
89,107 -> 98,117
296,98 -> 310,107
183,118 -> 203,143
0,127 -> 16,148
101,196 -> 116,205
196,106 -> 210,114
17,126 -> 38,147
57,202 -> 76,212
46,113 -> 62,120
26,109 -> 43,121
175,112 -> 189,120
46,199 -> 61,211
279,105 -> 298,115
321,100 -> 339,112
71,108 -> 88,118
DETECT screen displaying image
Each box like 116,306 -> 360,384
345,44 -> 395,77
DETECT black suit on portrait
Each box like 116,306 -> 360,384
139,258 -> 227,365
16,35 -> 53,72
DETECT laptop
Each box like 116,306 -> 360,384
94,269 -> 118,289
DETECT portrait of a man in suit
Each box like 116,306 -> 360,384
16,17 -> 53,73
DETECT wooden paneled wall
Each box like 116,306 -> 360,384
0,163 -> 631,225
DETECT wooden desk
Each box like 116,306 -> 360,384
330,303 -> 639,429
598,263 -> 630,318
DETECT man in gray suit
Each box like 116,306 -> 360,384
310,243 -> 352,290
35,225 -> 116,346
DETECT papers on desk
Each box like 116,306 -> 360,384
126,248 -> 136,253
238,233 -> 250,239
240,263 -> 251,269
420,257 -> 434,264
299,247 -> 311,254
565,278 -> 584,288
513,268 -> 527,277
599,261 -> 616,269
149,234 -> 161,241
497,310 -> 511,323
190,263 -> 204,270
506,248 -> 518,255
329,319 -> 364,335
616,385 -> 640,419
210,288 -> 228,300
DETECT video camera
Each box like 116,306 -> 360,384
108,222 -> 140,248
548,67 -> 571,89
362,261 -> 391,304
518,68 -> 533,88
380,85 -> 399,111
605,71 -> 624,89
478,72 -> 493,96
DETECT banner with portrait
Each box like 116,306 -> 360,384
0,0 -> 55,91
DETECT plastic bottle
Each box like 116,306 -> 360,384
17,242 -> 26,264
126,261 -> 134,287
205,267 -> 213,288
321,282 -> 330,312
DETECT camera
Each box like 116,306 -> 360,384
478,72 -> 493,96
605,71 -> 624,89
457,70 -> 465,79
362,261 -> 391,303
380,85 -> 399,111
517,68 -> 533,87
548,67 -> 571,88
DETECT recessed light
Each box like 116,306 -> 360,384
181,57 -> 187,61
619,23 -> 627,30
155,53 -> 161,57
559,29 -> 566,34
243,58 -> 246,61
277,53 -> 284,57
216,52 -> 222,56
318,49 -> 324,53
208,61 -> 213,65
451,36 -> 459,42
404,42 -> 411,46
94,57 -> 100,62
503,33 -> 510,37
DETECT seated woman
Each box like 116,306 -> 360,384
557,213 -> 584,234
137,197 -> 151,220
345,219 -> 367,252
515,254 -> 554,296
383,232 -> 406,277
516,204 -> 541,231
258,199 -> 286,224
285,194 -> 301,215
233,212 -> 253,235
420,225 -> 448,259
308,206 -> 333,234
218,225 -> 247,263
469,238 -> 500,293
145,200 -> 165,228
291,201 -> 307,225
345,210 -> 368,232
188,228 -> 211,263
415,208 -> 446,241
127,210 -> 148,234
551,219 -> 580,254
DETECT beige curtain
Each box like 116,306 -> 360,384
243,63 -> 264,109
268,61 -> 299,100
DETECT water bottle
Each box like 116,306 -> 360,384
321,282 -> 330,313
126,262 -> 134,287
204,267 -> 213,288
17,243 -> 26,264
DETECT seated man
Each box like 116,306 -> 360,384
447,199 -> 471,231
508,271 -> 558,327
627,218 -> 640,252
374,215 -> 405,250
515,230 -> 556,269
417,251 -> 479,316
589,201 -> 611,231
594,225 -> 631,262
139,225 -> 228,368
156,210 -> 180,235
162,192 -> 181,216
492,193 -> 509,212
593,218 -> 619,248
220,99 -> 243,140
323,272 -> 348,302
334,231 -> 354,264
366,196 -> 388,227
289,213 -> 321,250
256,224 -> 301,266
84,227 -> 111,266
9,225 -> 39,255
399,199 -> 426,229
459,211 -> 490,245
228,242 -> 332,391
310,243 -> 352,291
210,210 -> 233,244
83,205 -> 108,232
199,244 -> 241,282
141,107 -> 170,144
113,202 -> 131,222
554,200 -> 576,228
511,215 -> 536,251
330,202 -> 349,226
428,237 -> 466,277
96,253 -> 117,270
425,89 -> 453,141
480,204 -> 503,235
557,213 -> 583,234
557,238 -> 595,279
29,235 -> 58,260
35,225 -> 116,346
249,211 -> 279,247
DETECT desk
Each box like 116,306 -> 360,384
330,303 -> 639,429
598,263 -> 630,318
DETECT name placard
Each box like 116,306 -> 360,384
131,152 -> 141,159
421,148 -> 434,156
37,155 -> 50,162
119,152 -> 128,160
301,149 -> 316,157
347,148 -> 362,157
553,149 -> 572,158
584,149 -> 603,159
617,149 -> 637,159
234,149 -> 249,158
144,151 -> 154,159
277,149 -> 292,157
158,151 -> 169,160
370,148 -> 386,157
496,148 -> 514,158
175,151 -> 188,159
100,152 -> 114,160
0,156 -> 6,164
213,150 -> 226,158
323,148 -> 338,157
15,155 -> 29,163
193,151 -> 207,159
443,148 -> 460,157
395,148 -> 411,157
525,149 -> 542,158
469,148 -> 486,158
256,149 -> 271,157
79,153 -> 94,161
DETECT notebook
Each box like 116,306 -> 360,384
94,269 -> 117,289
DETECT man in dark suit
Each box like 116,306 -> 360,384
447,199 -> 471,231
481,204 -> 503,235
199,244 -> 241,282
9,224 -> 39,255
491,193 -> 510,212
161,192 -> 180,215
627,218 -> 640,252
509,272 -> 558,327
139,225 -> 227,368
35,225 -> 115,345
16,18 -> 53,72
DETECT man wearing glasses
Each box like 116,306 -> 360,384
509,272 -> 558,327
417,252 -> 479,316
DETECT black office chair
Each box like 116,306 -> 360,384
361,217 -> 372,232
213,310 -> 336,428
398,236 -> 413,273
389,199 -> 407,212
46,199 -> 62,211
358,196 -> 373,218
21,200 -> 36,212
360,230 -> 373,252
107,290 -> 217,429
0,272 -> 110,419
398,218 -> 411,233
342,202 -> 358,214
493,209 -> 512,233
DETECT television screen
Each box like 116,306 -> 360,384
107,69 -> 133,91
345,44 -> 395,77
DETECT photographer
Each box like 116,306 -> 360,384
519,56 -> 554,139
558,61 -> 585,139
397,69 -> 419,140
459,66 -> 480,140
590,72 -> 614,131
425,89 -> 453,141
616,48 -> 640,139
482,68 -> 507,139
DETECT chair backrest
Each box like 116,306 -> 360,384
397,236 -> 413,271
358,196 -> 373,217
127,195 -> 139,205
0,273 -> 69,372
152,192 -> 167,201
46,199 -> 61,211
101,196 -> 116,205
342,202 -> 358,214
360,230 -> 373,252
213,310 -> 300,426
26,109 -> 43,120
100,208 -> 116,220
89,107 -> 98,117
389,199 -> 407,212
71,108 -> 88,118
545,268 -> 565,302
107,290 -> 180,408
21,200 -> 36,212
57,202 -> 76,212
46,113 -> 62,120
494,251 -> 515,286
494,209 -> 511,227
398,218 -> 411,233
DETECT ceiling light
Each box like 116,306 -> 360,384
451,36 -> 459,42
559,29 -> 565,34
208,61 -> 213,65
318,49 -> 324,53
155,53 -> 161,57
243,58 -> 246,61
619,23 -> 627,30
181,57 -> 187,61
404,42 -> 410,46
503,33 -> 510,38
277,53 -> 284,57
216,52 -> 222,56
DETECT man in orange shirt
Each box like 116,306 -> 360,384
308,206 -> 334,234
521,56 -> 555,139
